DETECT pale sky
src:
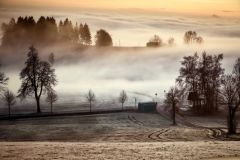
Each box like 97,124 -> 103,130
1,0 -> 240,17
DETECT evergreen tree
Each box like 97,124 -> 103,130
73,22 -> 79,43
79,23 -> 91,45
79,23 -> 84,44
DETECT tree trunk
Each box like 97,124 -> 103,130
122,103 -> 123,111
8,104 -> 10,117
228,104 -> 236,134
51,103 -> 53,114
90,102 -> 92,113
36,97 -> 41,113
172,102 -> 176,125
215,92 -> 218,112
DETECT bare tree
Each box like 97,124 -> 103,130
0,64 -> 8,92
164,86 -> 181,125
86,89 -> 95,112
46,90 -> 58,114
2,90 -> 16,117
221,74 -> 239,134
119,90 -> 128,110
18,46 -> 57,113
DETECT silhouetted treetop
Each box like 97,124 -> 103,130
146,35 -> 163,47
146,35 -> 175,47
184,31 -> 204,44
177,52 -> 224,113
79,23 -> 92,45
95,29 -> 113,47
1,16 -> 94,47
18,45 -> 57,113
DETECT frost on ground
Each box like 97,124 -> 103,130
0,141 -> 240,160
0,112 -> 239,159
0,112 -> 234,142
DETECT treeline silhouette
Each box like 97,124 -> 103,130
146,35 -> 175,47
1,16 -> 112,47
2,16 -> 204,48
177,52 -> 224,114
146,31 -> 203,47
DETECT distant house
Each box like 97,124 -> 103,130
146,41 -> 160,47
138,102 -> 157,112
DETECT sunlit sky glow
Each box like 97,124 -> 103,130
1,0 -> 240,17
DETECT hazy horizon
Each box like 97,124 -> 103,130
1,0 -> 240,17
0,7 -> 240,47
0,4 -> 239,108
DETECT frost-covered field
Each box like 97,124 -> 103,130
0,111 -> 240,159
1,141 -> 240,160
0,112 -> 235,142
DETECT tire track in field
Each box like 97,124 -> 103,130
127,115 -> 144,126
127,114 -> 174,142
157,105 -> 228,140
147,128 -> 171,142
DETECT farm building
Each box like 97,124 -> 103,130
138,102 -> 157,112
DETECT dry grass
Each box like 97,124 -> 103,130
0,112 -> 240,159
1,141 -> 240,160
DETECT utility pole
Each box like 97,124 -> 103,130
134,97 -> 137,109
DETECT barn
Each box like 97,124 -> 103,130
138,102 -> 157,113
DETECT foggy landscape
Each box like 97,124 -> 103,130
0,8 -> 239,109
0,1 -> 240,160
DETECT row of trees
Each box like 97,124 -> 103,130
146,31 -> 203,47
86,90 -> 128,112
165,53 -> 240,134
146,35 -> 175,47
0,46 -> 57,115
177,52 -> 224,113
1,87 -> 128,117
0,47 -> 128,115
2,17 -> 203,48
1,16 -> 113,47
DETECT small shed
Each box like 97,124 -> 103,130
138,102 -> 157,113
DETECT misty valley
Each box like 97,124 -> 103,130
0,5 -> 240,160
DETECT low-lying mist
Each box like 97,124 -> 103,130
0,42 -> 239,112
0,8 -> 239,113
